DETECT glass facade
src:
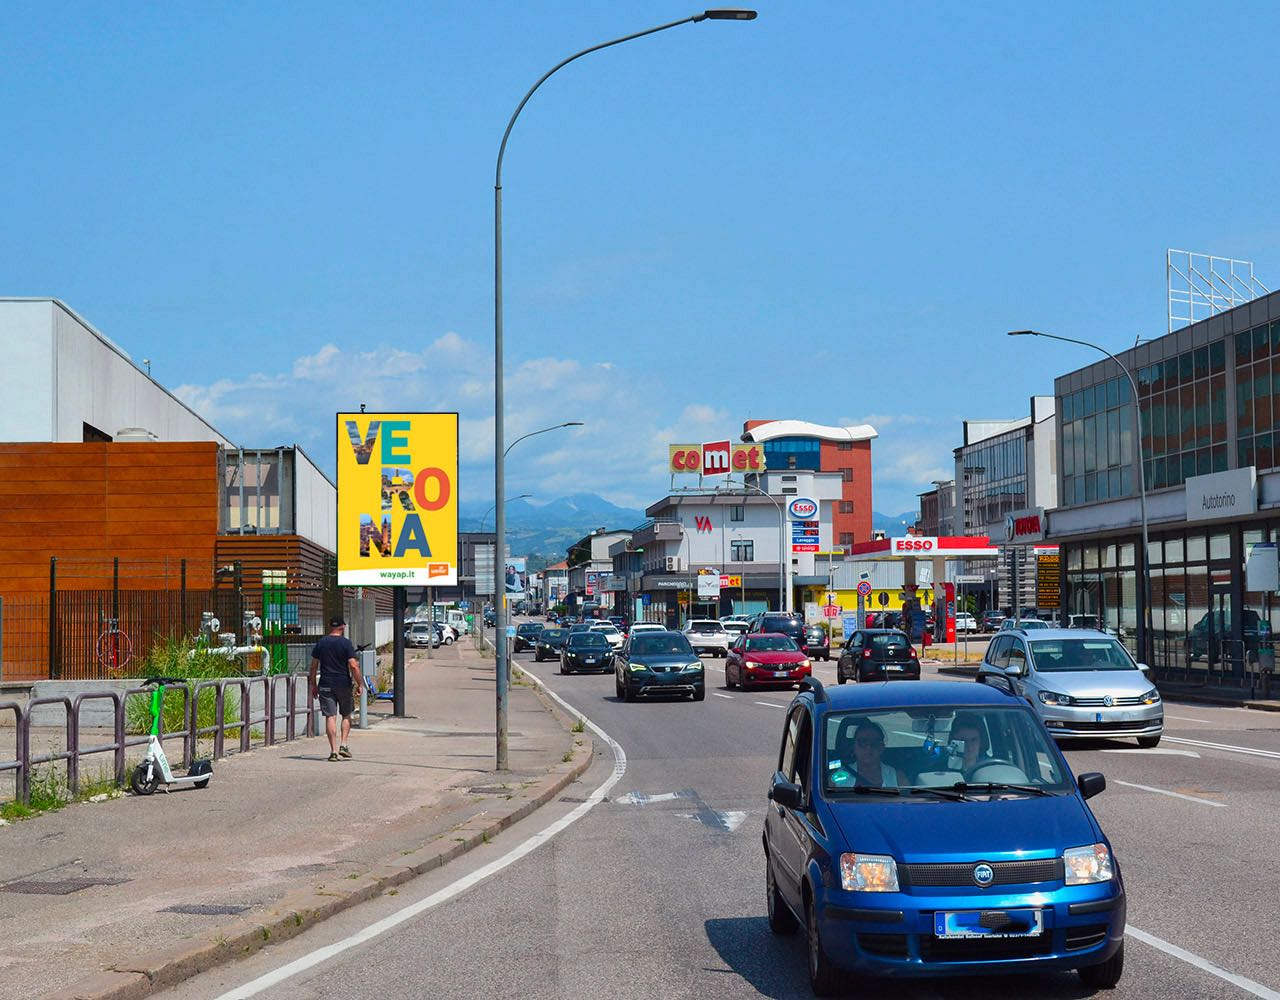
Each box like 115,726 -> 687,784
1234,321 -> 1280,472
1138,341 -> 1228,491
1060,375 -> 1135,505
961,431 -> 1026,528
762,437 -> 821,471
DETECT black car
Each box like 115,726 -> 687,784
614,630 -> 705,702
483,608 -> 496,628
750,612 -> 809,652
560,632 -> 613,674
513,622 -> 544,652
534,627 -> 568,662
836,628 -> 921,683
803,624 -> 830,661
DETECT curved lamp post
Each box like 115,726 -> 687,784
1008,329 -> 1152,664
718,479 -> 789,612
505,421 -> 584,459
493,9 -> 757,770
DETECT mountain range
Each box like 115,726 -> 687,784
871,509 -> 919,533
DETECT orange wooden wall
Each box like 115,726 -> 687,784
0,442 -> 220,592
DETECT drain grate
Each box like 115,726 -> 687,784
161,903 -> 250,916
469,785 -> 511,795
1,877 -> 129,895
559,796 -> 588,803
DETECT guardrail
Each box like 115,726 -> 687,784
0,675 -> 321,806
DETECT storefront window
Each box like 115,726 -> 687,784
1186,535 -> 1206,562
1083,546 -> 1099,570
1210,533 -> 1231,561
1165,537 -> 1184,564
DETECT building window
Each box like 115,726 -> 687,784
840,468 -> 853,482
837,441 -> 853,451
731,540 -> 754,562
782,487 -> 797,494
729,505 -> 745,522
838,501 -> 854,514
839,532 -> 854,546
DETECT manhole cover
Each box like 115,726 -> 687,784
469,786 -> 510,795
559,796 -> 588,804
1,877 -> 129,895
161,903 -> 250,916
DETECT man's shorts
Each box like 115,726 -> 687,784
318,686 -> 354,719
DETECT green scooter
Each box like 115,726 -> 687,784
130,676 -> 213,795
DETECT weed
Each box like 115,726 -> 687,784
388,889 -> 399,896
561,750 -> 573,763
124,637 -> 247,737
261,927 -> 271,942
346,873 -> 360,879
571,717 -> 586,733
293,913 -> 303,927
1,764 -> 120,820
215,934 -> 228,947
481,831 -> 489,844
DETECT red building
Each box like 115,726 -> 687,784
741,419 -> 877,548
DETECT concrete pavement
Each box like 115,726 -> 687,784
3,640 -> 589,1000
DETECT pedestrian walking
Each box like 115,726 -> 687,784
309,616 -> 362,761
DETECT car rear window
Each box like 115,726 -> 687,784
1028,638 -> 1134,672
688,621 -> 721,633
747,635 -> 798,652
541,628 -> 565,640
761,616 -> 804,633
870,634 -> 909,651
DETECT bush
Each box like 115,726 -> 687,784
124,636 -> 246,738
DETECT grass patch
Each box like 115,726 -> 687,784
561,750 -> 574,763
124,636 -> 248,738
571,717 -> 586,733
1,765 -> 120,821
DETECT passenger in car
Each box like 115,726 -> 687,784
839,719 -> 905,788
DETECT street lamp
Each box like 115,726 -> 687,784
492,11 -> 756,771
719,479 -> 789,612
505,421 -> 584,459
474,494 -> 532,650
1008,329 -> 1152,663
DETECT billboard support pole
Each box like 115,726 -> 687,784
426,586 -> 433,660
393,587 -> 406,717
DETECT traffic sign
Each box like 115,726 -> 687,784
458,600 -> 470,611
506,625 -> 516,638
954,575 -> 985,584
857,580 -> 873,598
822,605 -> 840,618
877,592 -> 889,607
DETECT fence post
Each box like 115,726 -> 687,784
112,557 -> 119,623
180,559 -> 187,636
48,557 -> 58,680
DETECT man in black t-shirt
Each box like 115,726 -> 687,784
309,617 -> 362,761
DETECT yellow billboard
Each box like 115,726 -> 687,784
337,412 -> 458,586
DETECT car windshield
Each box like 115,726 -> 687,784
688,621 -> 722,633
747,635 -> 798,652
822,706 -> 1070,796
541,628 -> 565,640
632,634 -> 694,656
1028,638 -> 1136,672
568,634 -> 609,650
869,634 -> 909,651
517,624 -> 542,634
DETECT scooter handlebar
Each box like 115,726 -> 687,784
144,676 -> 188,686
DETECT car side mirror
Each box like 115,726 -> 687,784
1008,661 -> 1027,677
1077,772 -> 1106,800
769,778 -> 803,810
1137,662 -> 1150,674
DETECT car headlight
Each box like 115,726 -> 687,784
840,853 -> 899,892
629,662 -> 647,672
1141,687 -> 1161,705
684,661 -> 702,671
1064,843 -> 1113,884
800,659 -> 811,669
1038,690 -> 1074,706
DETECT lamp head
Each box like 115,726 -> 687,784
697,8 -> 758,20
1007,330 -> 1037,337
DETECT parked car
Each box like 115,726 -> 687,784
533,627 -> 569,662
749,612 -> 809,653
999,618 -> 1052,633
865,611 -> 901,631
977,629 -> 1163,746
763,678 -> 1125,993
513,622 -> 544,652
589,622 -> 625,650
836,629 -> 920,683
560,632 -> 613,674
954,612 -> 979,633
405,622 -> 441,649
725,633 -> 811,692
614,630 -> 705,702
683,619 -> 731,657
803,624 -> 831,661
982,611 -> 1006,631
1185,608 -> 1265,661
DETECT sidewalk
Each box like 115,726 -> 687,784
1,641 -> 590,1000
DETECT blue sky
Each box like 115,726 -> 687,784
5,1 -> 1279,515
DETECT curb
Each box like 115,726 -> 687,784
49,682 -> 595,1000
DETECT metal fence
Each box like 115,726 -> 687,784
0,675 -> 320,805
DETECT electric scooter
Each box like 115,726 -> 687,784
130,676 -> 213,795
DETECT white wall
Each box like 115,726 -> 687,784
0,300 -> 55,441
293,446 -> 337,552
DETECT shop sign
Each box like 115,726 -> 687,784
1036,553 -> 1061,609
669,441 -> 765,476
719,574 -> 742,587
697,573 -> 722,599
1003,507 -> 1046,544
336,412 -> 458,586
788,497 -> 818,519
1186,467 -> 1257,522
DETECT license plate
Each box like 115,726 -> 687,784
934,909 -> 1044,939
584,658 -> 598,664
885,664 -> 904,672
774,670 -> 791,678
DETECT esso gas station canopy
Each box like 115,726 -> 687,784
849,535 -> 1001,561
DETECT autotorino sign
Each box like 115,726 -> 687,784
1002,507 -> 1046,544
668,441 -> 765,476
1186,467 -> 1257,522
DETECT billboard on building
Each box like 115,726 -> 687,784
668,442 -> 765,476
336,413 -> 458,586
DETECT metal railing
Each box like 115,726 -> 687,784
0,675 -> 321,805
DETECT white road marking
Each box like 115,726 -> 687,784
1128,925 -> 1280,1000
214,658 -> 627,999
1101,748 -> 1200,757
754,701 -> 786,709
1166,736 -> 1280,760
1167,714 -> 1215,724
1114,780 -> 1226,808
712,692 -> 734,700
676,809 -> 748,833
614,790 -> 687,805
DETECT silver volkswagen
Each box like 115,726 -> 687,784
977,628 -> 1163,746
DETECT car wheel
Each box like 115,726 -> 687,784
623,677 -> 636,703
766,855 -> 798,935
615,674 -> 624,699
1137,735 -> 1161,749
1078,941 -> 1124,989
836,665 -> 846,684
444,635 -> 454,645
806,892 -> 840,996
693,686 -> 705,702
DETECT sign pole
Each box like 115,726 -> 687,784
393,587 -> 406,717
426,586 -> 433,660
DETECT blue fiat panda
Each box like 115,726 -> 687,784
763,679 -> 1125,994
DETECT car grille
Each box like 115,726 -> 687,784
900,858 -> 1063,887
919,933 -> 1051,961
1070,695 -> 1146,707
1050,718 -> 1161,732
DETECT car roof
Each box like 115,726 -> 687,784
858,628 -> 908,635
748,632 -> 796,639
1005,628 -> 1124,641
820,679 -> 1022,711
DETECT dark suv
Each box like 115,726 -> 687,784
513,622 -> 544,652
751,612 -> 809,652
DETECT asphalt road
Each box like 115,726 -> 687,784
158,628 -> 1280,1000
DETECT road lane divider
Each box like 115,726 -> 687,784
214,656 -> 628,999
1114,780 -> 1226,808
1127,926 -> 1280,1000
712,692 -> 734,700
1166,736 -> 1280,760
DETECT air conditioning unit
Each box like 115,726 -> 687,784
666,556 -> 682,572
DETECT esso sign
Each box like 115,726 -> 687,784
788,497 -> 818,519
893,537 -> 937,553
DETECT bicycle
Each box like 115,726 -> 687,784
97,618 -> 133,678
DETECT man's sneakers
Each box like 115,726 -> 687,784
327,751 -> 339,762
338,745 -> 352,759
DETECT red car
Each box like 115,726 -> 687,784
724,632 -> 811,691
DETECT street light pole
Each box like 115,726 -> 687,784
493,9 -> 756,770
1009,329 -> 1152,664
477,493 -> 532,651
728,478 -> 789,612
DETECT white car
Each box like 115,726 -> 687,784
954,613 -> 979,633
683,619 -> 731,657
721,620 -> 749,640
589,623 -> 625,650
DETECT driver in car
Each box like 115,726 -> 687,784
949,713 -> 988,774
